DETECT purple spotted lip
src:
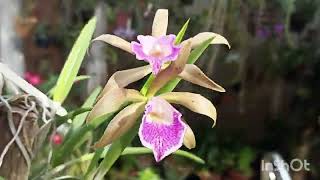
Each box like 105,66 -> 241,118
138,97 -> 186,162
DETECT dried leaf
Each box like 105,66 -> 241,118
92,34 -> 133,54
152,9 -> 168,37
179,64 -> 225,92
94,102 -> 146,147
87,88 -> 146,122
159,92 -> 217,126
183,122 -> 196,149
98,65 -> 152,99
186,32 -> 230,49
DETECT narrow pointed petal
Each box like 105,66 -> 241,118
87,88 -> 146,122
98,65 -> 152,99
92,34 -> 133,53
159,92 -> 217,127
185,32 -> 230,49
147,41 -> 191,96
152,9 -> 168,37
183,122 -> 196,149
139,97 -> 186,162
179,64 -> 225,92
94,102 -> 146,148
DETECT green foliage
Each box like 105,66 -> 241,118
53,17 -> 96,103
122,147 -> 205,164
175,19 -> 190,44
138,168 -> 160,180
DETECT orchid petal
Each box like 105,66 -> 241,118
131,35 -> 181,75
179,64 -> 225,92
152,9 -> 168,37
159,92 -> 217,127
147,41 -> 191,96
185,32 -> 230,49
183,122 -> 196,149
86,88 -> 146,122
98,65 -> 152,99
139,97 -> 186,162
92,34 -> 133,54
94,102 -> 146,148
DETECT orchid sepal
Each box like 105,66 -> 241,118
98,65 -> 152,100
86,88 -> 146,122
178,64 -> 225,92
94,102 -> 146,148
184,32 -> 231,49
182,120 -> 196,149
159,92 -> 217,127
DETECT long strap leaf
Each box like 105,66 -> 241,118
53,17 -> 96,103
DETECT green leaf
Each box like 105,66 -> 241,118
48,75 -> 90,97
140,74 -> 155,96
55,107 -> 92,126
175,19 -> 190,44
72,86 -> 102,129
138,168 -> 160,180
93,123 -> 139,180
53,17 -> 96,103
157,37 -> 214,94
122,147 -> 205,164
187,37 -> 214,64
74,75 -> 91,83
83,148 -> 104,179
52,112 -> 113,166
49,146 -> 203,179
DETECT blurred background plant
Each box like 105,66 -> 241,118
0,0 -> 319,179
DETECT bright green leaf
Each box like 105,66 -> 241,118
122,147 -> 205,164
175,19 -> 190,44
53,17 -> 96,103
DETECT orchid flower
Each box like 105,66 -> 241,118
93,9 -> 229,75
87,26 -> 230,161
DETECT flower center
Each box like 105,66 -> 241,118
149,44 -> 164,57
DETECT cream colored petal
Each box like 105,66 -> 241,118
86,88 -> 146,122
152,9 -> 168,37
179,64 -> 225,92
185,32 -> 230,49
98,65 -> 152,100
159,92 -> 217,126
94,102 -> 146,147
183,121 -> 196,149
92,34 -> 133,53
146,41 -> 191,96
